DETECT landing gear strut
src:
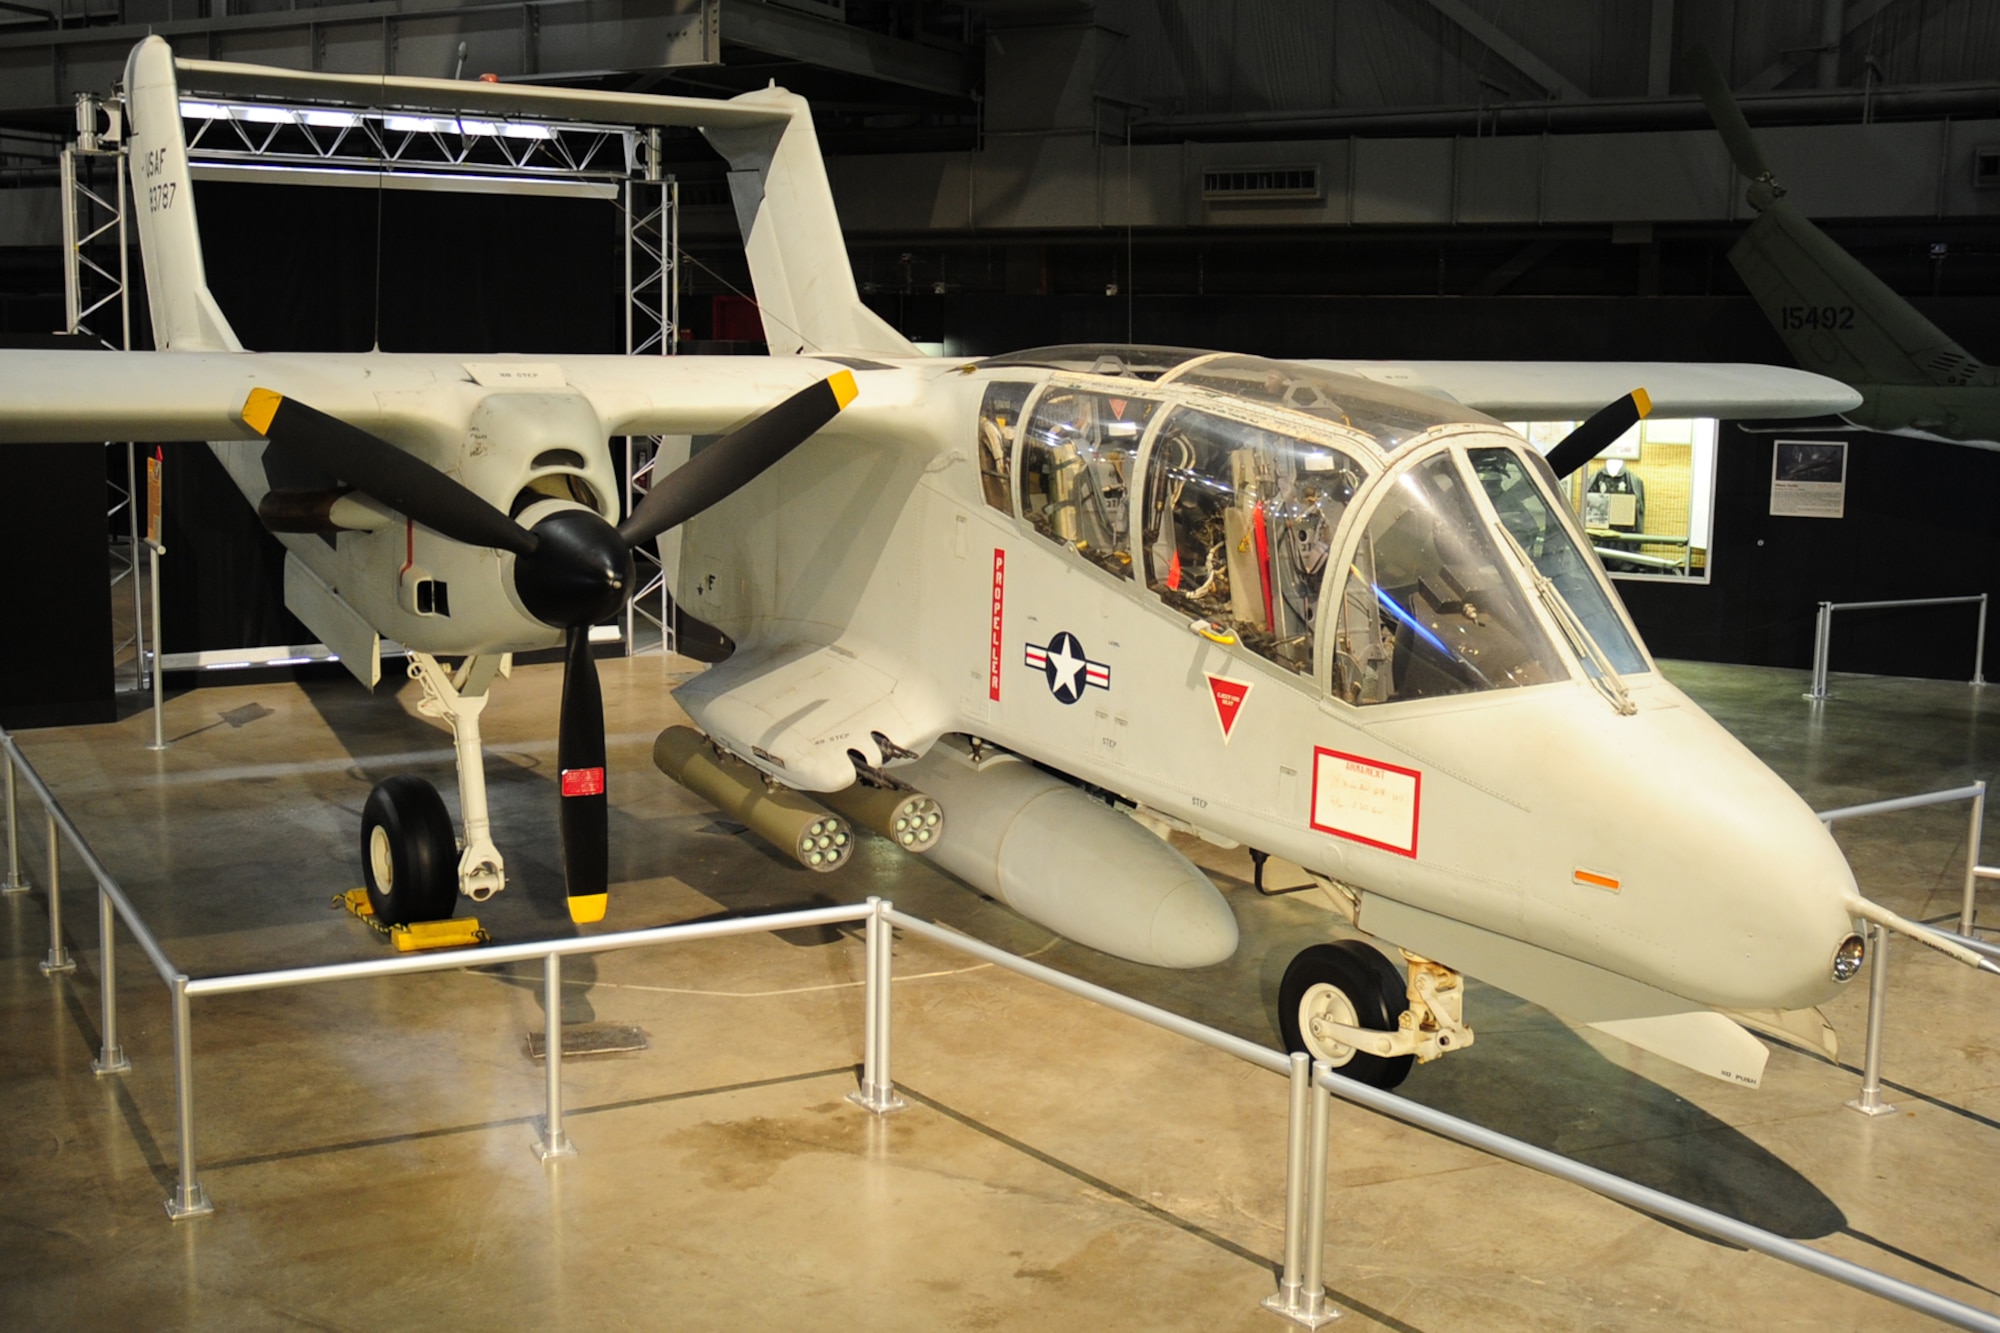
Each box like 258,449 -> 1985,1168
406,651 -> 508,903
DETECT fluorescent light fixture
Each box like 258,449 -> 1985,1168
180,100 -> 232,120
239,105 -> 293,125
299,108 -> 364,130
383,114 -> 461,134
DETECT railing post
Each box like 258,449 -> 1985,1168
92,888 -> 129,1076
1,752 -> 26,894
1975,593 -> 1989,688
40,810 -> 74,975
536,951 -> 576,1161
1809,601 -> 1832,702
1846,922 -> 1896,1117
1264,1057 -> 1339,1327
165,974 -> 212,1218
1963,782 -> 1988,936
849,897 -> 905,1115
1262,1053 -> 1320,1324
145,540 -> 167,753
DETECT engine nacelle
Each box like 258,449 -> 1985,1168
904,739 -> 1239,968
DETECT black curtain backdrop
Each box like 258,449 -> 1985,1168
160,180 -> 621,654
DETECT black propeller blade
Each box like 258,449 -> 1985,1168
557,625 -> 610,922
619,370 -> 857,548
243,388 -> 539,557
1545,388 -> 1652,481
240,371 -> 860,927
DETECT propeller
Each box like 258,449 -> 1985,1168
1686,44 -> 1784,208
1544,388 -> 1652,480
240,370 -> 858,923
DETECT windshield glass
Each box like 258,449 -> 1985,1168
1141,406 -> 1367,676
1335,453 -> 1565,705
1166,356 -> 1478,452
1469,447 -> 1648,676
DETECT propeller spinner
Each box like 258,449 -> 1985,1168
240,371 -> 858,923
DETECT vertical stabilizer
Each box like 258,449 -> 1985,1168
124,37 -> 242,352
703,89 -> 918,359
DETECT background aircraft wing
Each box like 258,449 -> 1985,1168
0,349 -> 860,444
1309,360 -> 1863,420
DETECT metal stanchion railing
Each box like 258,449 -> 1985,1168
91,888 -> 129,1076
878,907 -> 2000,1333
1846,922 -> 1895,1117
1818,781 -> 1994,1109
11,717 -> 2000,1329
2,755 -> 26,894
849,896 -> 905,1115
1263,1053 -> 1338,1327
39,810 -> 74,975
166,974 -> 210,1219
143,538 -> 166,752
537,952 -> 576,1161
1809,593 -> 1988,702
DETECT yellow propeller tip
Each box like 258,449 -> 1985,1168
828,369 -> 859,410
568,893 -> 608,925
241,387 -> 282,435
1631,387 -> 1652,419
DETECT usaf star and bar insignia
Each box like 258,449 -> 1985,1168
1023,630 -> 1111,705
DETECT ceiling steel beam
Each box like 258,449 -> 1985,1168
0,0 -> 977,101
1739,0 -> 1902,93
1417,0 -> 1586,100
719,2 -> 975,100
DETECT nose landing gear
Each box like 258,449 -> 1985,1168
360,775 -> 459,926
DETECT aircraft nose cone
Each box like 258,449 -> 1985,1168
513,508 -> 634,629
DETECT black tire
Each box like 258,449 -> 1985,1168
360,776 -> 459,926
1278,940 -> 1414,1089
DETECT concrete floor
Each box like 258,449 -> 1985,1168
3,655 -> 1999,1331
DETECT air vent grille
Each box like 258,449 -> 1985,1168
1202,165 -> 1322,202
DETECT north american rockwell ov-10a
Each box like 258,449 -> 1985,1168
2,37 -> 1990,1091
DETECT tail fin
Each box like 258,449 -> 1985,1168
1731,203 -> 1988,389
124,37 -> 241,352
702,89 -> 918,359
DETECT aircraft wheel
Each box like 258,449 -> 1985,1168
1278,940 -> 1414,1090
361,776 -> 459,926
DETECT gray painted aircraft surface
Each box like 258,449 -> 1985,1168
1692,47 -> 2000,448
1,39 -> 1984,1091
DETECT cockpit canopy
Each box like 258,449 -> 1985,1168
974,346 -> 1650,712
978,345 -> 1488,455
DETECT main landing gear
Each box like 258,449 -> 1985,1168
1278,940 -> 1476,1090
358,651 -> 510,926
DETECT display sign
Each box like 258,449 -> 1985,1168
1769,440 -> 1847,518
1309,746 -> 1420,857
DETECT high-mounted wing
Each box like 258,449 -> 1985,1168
1310,360 -> 1862,421
0,349 -> 862,446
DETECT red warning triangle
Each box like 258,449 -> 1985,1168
1206,674 -> 1252,741
1108,397 -> 1129,419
